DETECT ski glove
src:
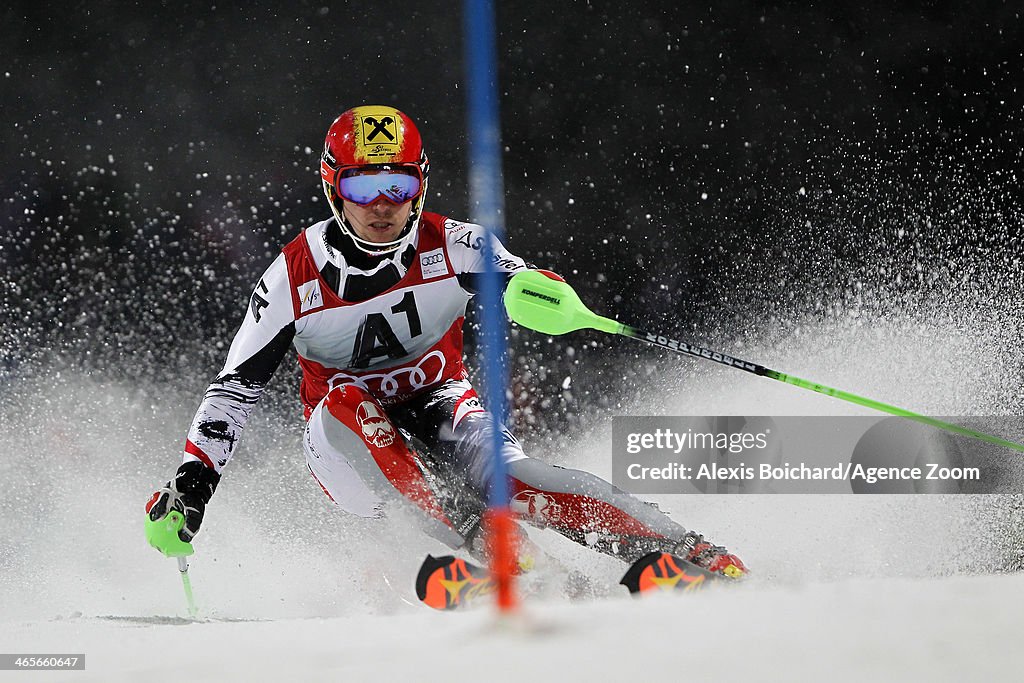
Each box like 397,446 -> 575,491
146,461 -> 221,542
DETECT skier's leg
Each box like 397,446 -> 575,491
304,384 -> 466,548
390,380 -> 673,561
505,459 -> 747,572
387,379 -> 527,495
506,458 -> 686,562
506,459 -> 749,572
393,379 -> 742,569
386,379 -> 527,559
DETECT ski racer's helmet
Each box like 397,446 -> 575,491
320,105 -> 430,255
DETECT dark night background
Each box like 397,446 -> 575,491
2,1 -> 1022,437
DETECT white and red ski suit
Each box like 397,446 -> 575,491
182,212 -> 690,560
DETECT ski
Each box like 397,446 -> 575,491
416,550 -> 727,610
415,555 -> 497,610
619,551 -> 724,595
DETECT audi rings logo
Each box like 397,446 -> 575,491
328,351 -> 447,397
420,248 -> 449,279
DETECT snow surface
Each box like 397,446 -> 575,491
3,304 -> 1024,682
5,572 -> 1024,682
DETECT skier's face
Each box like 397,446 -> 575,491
342,196 -> 413,244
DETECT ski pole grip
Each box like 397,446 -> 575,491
505,270 -> 623,336
145,510 -> 195,558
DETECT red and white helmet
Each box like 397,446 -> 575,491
320,105 -> 430,255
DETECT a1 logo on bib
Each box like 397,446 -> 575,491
297,279 -> 323,313
420,248 -> 449,280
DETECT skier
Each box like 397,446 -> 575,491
146,105 -> 746,579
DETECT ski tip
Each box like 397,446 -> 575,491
619,552 -> 721,596
415,554 -> 495,611
415,554 -> 455,604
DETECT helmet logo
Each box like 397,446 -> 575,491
363,116 -> 396,142
355,400 -> 396,448
356,113 -> 401,162
322,141 -> 336,166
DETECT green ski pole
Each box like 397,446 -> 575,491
145,509 -> 199,618
503,269 -> 1024,454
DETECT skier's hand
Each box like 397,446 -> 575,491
146,461 -> 221,542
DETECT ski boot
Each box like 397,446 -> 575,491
674,530 -> 747,578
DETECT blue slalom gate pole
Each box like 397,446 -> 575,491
463,0 -> 517,609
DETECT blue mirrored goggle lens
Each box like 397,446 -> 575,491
336,172 -> 421,205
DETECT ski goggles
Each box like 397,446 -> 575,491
334,165 -> 422,206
